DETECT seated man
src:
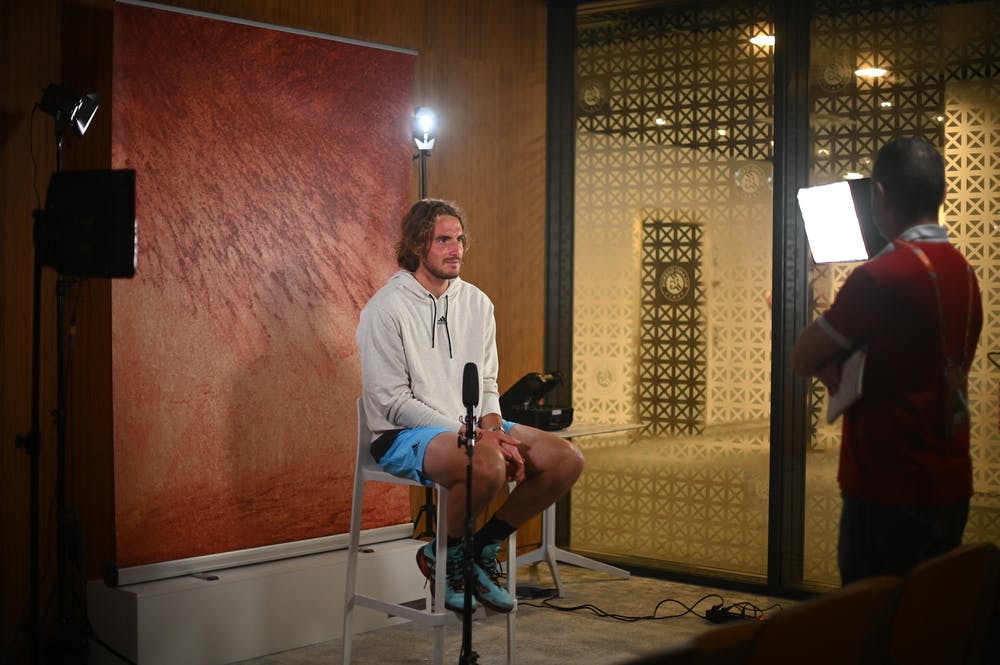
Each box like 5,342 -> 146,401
356,199 -> 584,613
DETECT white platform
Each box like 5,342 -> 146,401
88,536 -> 427,665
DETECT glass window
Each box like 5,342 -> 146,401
571,1 -> 776,580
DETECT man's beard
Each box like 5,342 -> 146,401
422,257 -> 461,281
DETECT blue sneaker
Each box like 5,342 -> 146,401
472,541 -> 515,613
416,539 -> 477,613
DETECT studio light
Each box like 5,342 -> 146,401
37,83 -> 100,137
797,178 -> 886,263
412,106 -> 438,199
35,169 -> 138,278
412,106 -> 437,151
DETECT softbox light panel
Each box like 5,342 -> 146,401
36,169 -> 137,278
797,177 -> 887,263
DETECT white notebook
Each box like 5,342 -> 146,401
827,348 -> 866,423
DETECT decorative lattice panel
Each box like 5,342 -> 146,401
945,79 -> 1000,495
570,426 -> 770,574
574,4 -> 774,431
572,3 -> 774,579
639,217 -> 706,435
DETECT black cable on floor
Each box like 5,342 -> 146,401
519,592 -> 783,623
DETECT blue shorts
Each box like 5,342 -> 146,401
373,420 -> 515,486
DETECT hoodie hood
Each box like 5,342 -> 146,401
389,271 -> 464,358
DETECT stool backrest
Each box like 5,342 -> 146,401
748,575 -> 901,665
886,542 -> 1000,665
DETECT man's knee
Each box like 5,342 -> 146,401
472,444 -> 508,490
562,440 -> 585,484
540,436 -> 584,487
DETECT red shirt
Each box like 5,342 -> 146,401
822,227 -> 982,505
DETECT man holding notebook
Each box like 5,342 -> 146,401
791,137 -> 983,585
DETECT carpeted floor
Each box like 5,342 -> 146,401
234,564 -> 792,665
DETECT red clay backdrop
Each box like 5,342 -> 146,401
111,3 -> 414,567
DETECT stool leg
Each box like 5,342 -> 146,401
432,486 -> 448,665
507,530 -> 517,665
341,478 -> 364,665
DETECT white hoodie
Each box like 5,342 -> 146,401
356,270 -> 503,439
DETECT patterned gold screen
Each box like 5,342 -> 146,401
572,3 -> 775,578
570,0 -> 1000,585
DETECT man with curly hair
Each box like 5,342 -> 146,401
357,199 -> 584,612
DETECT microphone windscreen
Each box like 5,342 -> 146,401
462,362 -> 479,408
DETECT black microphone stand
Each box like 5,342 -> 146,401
458,402 -> 478,664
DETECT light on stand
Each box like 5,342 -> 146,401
38,83 -> 100,137
413,106 -> 437,151
412,106 -> 437,199
797,177 -> 886,263
36,169 -> 138,278
36,83 -> 101,173
21,83 -> 126,665
410,104 -> 439,565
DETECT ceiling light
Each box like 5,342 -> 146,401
749,34 -> 775,47
855,67 -> 887,78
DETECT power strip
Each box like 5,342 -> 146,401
705,603 -> 762,623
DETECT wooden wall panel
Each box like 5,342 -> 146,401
1,0 -> 547,653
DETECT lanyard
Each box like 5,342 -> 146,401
894,239 -> 975,369
896,239 -> 975,436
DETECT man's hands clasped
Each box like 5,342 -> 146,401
481,429 -> 525,483
457,421 -> 526,482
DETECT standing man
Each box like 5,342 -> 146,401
792,137 -> 983,585
357,199 -> 584,612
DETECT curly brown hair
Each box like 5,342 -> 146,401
395,199 -> 468,271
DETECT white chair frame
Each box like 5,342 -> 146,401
342,399 -> 517,664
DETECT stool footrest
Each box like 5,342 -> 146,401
353,594 -> 454,625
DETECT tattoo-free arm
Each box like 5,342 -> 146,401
792,319 -> 850,394
791,320 -> 842,377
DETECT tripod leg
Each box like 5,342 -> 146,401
413,486 -> 436,538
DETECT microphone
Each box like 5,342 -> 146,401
462,362 -> 479,409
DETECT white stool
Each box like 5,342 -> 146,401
342,399 -> 517,664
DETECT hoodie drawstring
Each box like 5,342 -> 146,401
430,294 -> 454,358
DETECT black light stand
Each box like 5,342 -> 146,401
15,227 -> 45,665
459,362 -> 480,665
413,105 -> 437,203
28,166 -> 136,663
411,106 -> 439,539
17,83 -> 98,665
18,84 -> 135,665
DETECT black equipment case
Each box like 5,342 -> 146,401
499,371 -> 573,431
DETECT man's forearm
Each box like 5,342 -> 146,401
477,413 -> 503,430
792,319 -> 844,377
